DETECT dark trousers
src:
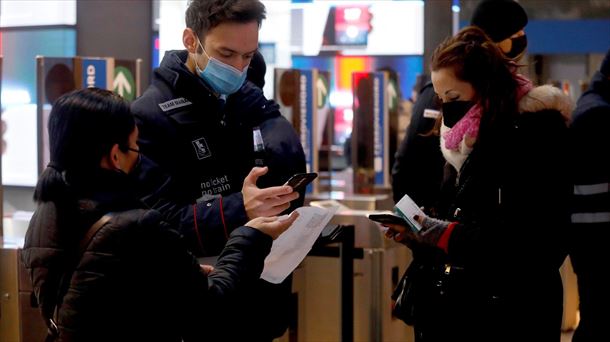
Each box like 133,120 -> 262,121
572,255 -> 610,342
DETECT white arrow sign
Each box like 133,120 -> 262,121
387,81 -> 398,110
113,71 -> 132,97
316,76 -> 328,108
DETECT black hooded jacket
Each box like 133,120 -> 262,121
391,82 -> 444,207
570,70 -> 610,262
131,50 -> 305,256
21,169 -> 272,342
569,65 -> 610,342
406,85 -> 572,341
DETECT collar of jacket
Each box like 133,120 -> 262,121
157,50 -> 216,96
518,84 -> 573,122
155,50 -> 281,127
74,168 -> 145,215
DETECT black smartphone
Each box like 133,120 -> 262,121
368,213 -> 409,226
284,172 -> 318,192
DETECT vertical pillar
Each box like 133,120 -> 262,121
424,0 -> 453,71
340,226 -> 355,342
77,0 -> 152,88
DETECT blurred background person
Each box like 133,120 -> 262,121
247,50 -> 267,89
570,47 -> 610,342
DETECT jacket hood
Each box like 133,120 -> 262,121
156,50 -> 280,125
518,85 -> 573,121
74,168 -> 144,216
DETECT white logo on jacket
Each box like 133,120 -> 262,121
192,137 -> 212,160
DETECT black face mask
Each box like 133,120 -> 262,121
506,35 -> 527,60
442,101 -> 475,128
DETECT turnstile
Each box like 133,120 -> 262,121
291,206 -> 414,342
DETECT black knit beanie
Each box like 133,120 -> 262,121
600,48 -> 610,78
470,0 -> 528,42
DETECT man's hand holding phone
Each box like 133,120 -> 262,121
242,167 -> 300,219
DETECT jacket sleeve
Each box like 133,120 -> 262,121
391,84 -> 445,207
256,100 -> 307,212
21,203 -> 70,326
206,226 -> 272,301
131,95 -> 249,257
148,214 -> 271,341
569,102 -> 610,272
144,212 -> 271,301
143,173 -> 249,256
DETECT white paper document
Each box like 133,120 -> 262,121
261,205 -> 339,284
394,193 -> 425,232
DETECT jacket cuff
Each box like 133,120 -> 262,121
222,192 -> 249,230
437,222 -> 458,254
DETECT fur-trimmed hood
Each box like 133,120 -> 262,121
518,85 -> 573,121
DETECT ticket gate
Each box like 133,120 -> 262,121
291,196 -> 414,342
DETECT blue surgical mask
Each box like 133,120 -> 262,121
194,39 -> 248,95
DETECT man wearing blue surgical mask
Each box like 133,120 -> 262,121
190,25 -> 253,96
130,1 -> 306,341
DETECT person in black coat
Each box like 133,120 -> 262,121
392,0 -> 529,206
391,80 -> 443,207
384,27 -> 572,342
21,88 -> 298,342
570,48 -> 610,342
130,1 -> 305,339
247,50 -> 267,89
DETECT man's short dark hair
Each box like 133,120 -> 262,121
186,0 -> 266,38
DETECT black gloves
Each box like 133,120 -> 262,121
417,215 -> 450,246
385,214 -> 451,248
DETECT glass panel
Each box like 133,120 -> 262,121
0,0 -> 76,27
1,28 -> 76,186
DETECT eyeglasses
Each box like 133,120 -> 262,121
127,147 -> 140,153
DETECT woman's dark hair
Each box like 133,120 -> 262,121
34,88 -> 135,203
430,26 -> 519,147
186,0 -> 266,38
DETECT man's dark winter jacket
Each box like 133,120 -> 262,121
21,170 -> 271,342
130,50 -> 305,340
131,50 -> 305,256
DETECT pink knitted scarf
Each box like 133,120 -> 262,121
443,74 -> 533,150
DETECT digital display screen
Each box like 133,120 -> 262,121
333,5 -> 373,46
293,1 -> 424,56
0,0 -> 76,27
